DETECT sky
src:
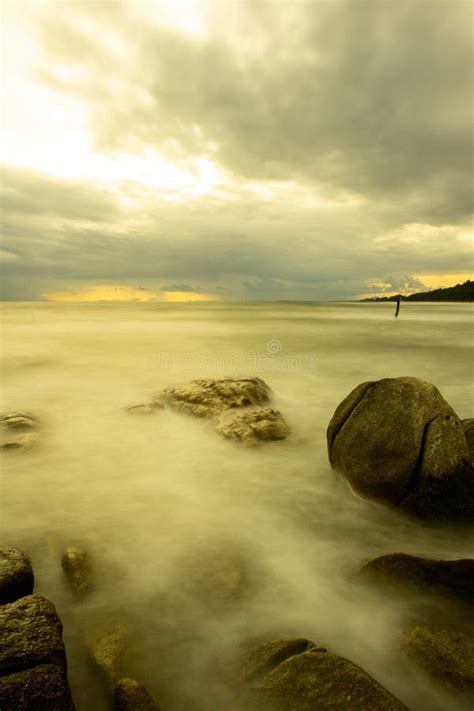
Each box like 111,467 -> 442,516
1,0 -> 473,302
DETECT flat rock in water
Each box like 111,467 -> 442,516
0,547 -> 34,605
237,640 -> 407,710
0,595 -> 74,710
61,547 -> 93,594
215,408 -> 290,444
155,378 -> 272,417
1,433 -> 41,451
0,413 -> 36,430
125,403 -> 160,415
402,623 -> 474,692
113,678 -> 160,710
327,377 -> 474,519
360,553 -> 474,603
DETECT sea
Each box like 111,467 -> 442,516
1,301 -> 473,710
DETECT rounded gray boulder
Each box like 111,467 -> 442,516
327,377 -> 474,519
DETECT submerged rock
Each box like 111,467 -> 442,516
402,623 -> 474,692
327,377 -> 474,519
113,678 -> 160,711
215,408 -> 290,444
61,547 -> 93,594
125,403 -> 161,415
0,595 -> 74,710
360,553 -> 474,603
0,547 -> 34,605
1,433 -> 40,451
156,377 -> 271,417
0,413 -> 36,430
236,639 -> 407,710
90,625 -> 127,685
177,545 -> 249,609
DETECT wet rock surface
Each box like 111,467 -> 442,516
462,418 -> 474,457
215,407 -> 290,444
113,678 -> 161,710
327,377 -> 474,519
360,553 -> 474,603
156,377 -> 272,417
62,547 -> 93,594
236,639 -> 407,710
90,625 -> 128,685
0,595 -> 74,710
235,638 -> 320,684
1,412 -> 41,451
402,623 -> 474,692
0,546 -> 34,605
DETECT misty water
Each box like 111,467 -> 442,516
1,301 -> 473,710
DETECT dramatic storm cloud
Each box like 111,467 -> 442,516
1,0 -> 472,300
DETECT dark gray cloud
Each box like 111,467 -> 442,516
1,1 -> 472,300
36,0 -> 473,224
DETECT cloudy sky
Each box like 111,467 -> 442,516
1,0 -> 473,301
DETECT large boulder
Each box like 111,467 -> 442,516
235,639 -> 407,710
215,408 -> 290,445
0,595 -> 74,709
402,623 -> 474,692
327,377 -> 474,519
155,378 -> 271,417
0,547 -> 34,604
113,678 -> 160,710
360,553 -> 474,603
462,418 -> 474,458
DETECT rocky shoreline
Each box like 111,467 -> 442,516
2,375 -> 474,709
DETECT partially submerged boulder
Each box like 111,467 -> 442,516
155,378 -> 271,417
0,413 -> 36,431
0,595 -> 74,710
360,553 -> 474,603
402,623 -> 474,692
235,639 -> 407,710
327,377 -> 474,519
1,413 -> 41,452
61,547 -> 93,594
0,547 -> 34,605
113,678 -> 160,711
1,433 -> 40,451
90,625 -> 127,686
125,404 -> 160,416
215,408 -> 290,444
462,419 -> 474,458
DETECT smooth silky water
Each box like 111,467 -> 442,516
1,301 -> 473,710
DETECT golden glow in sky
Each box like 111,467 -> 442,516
42,286 -> 221,303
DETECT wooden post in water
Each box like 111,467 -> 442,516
394,296 -> 402,318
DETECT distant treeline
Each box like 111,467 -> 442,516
361,280 -> 474,302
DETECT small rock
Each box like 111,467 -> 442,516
1,433 -> 40,451
61,547 -> 93,594
0,414 -> 36,430
125,404 -> 160,415
156,378 -> 272,417
90,625 -> 127,685
0,547 -> 34,605
402,623 -> 474,692
113,678 -> 160,710
178,545 -> 248,608
216,408 -> 290,444
360,553 -> 474,603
